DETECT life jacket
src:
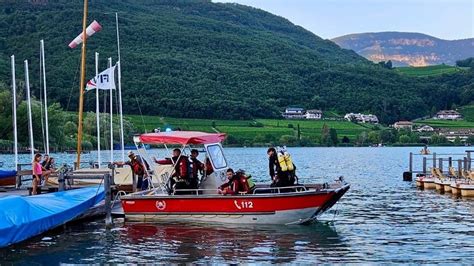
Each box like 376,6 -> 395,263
131,159 -> 145,176
246,176 -> 255,189
238,175 -> 250,193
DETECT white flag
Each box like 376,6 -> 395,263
86,65 -> 116,91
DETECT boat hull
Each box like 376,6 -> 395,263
459,184 -> 474,197
121,184 -> 349,225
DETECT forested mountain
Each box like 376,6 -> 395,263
332,32 -> 474,67
0,0 -> 473,123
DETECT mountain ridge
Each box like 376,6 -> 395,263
332,31 -> 474,66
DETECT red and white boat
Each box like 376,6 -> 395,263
120,131 -> 350,225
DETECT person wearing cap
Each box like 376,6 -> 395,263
114,151 -> 149,191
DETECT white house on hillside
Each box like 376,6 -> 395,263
344,113 -> 379,124
283,107 -> 306,119
417,125 -> 435,132
393,121 -> 414,131
434,110 -> 463,120
305,109 -> 323,120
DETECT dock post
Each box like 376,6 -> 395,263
448,157 -> 452,168
15,164 -> 21,189
433,152 -> 437,169
458,159 -> 463,177
58,171 -> 65,191
422,157 -> 427,174
409,152 -> 413,172
467,151 -> 472,171
439,158 -> 443,172
104,173 -> 112,228
464,157 -> 468,173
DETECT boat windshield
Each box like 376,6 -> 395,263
206,144 -> 227,170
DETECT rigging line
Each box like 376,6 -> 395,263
134,95 -> 146,133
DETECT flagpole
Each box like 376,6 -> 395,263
108,57 -> 113,163
40,40 -> 50,155
116,13 -> 125,162
11,55 -> 18,169
95,52 -> 101,167
24,60 -> 34,162
76,0 -> 89,169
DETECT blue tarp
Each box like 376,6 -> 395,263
0,186 -> 105,248
0,170 -> 16,179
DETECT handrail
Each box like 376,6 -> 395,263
252,185 -> 308,194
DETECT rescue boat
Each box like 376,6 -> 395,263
120,131 -> 350,225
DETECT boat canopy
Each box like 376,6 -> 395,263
139,131 -> 226,145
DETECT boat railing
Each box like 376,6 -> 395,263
142,185 -> 310,196
252,185 -> 308,194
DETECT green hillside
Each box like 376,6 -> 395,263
396,65 -> 468,77
459,105 -> 474,122
0,0 -> 473,125
126,115 -> 369,144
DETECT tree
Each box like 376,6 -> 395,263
399,134 -> 411,144
368,131 -> 380,144
297,124 -> 301,140
341,136 -> 350,143
454,136 -> 462,145
320,124 -> 330,146
466,135 -> 474,144
380,130 -> 395,143
329,128 -> 338,146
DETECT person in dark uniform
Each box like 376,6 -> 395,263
189,149 -> 204,189
267,147 -> 289,187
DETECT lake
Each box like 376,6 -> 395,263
1,146 -> 474,263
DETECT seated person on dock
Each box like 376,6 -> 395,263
155,148 -> 191,193
218,168 -> 250,195
41,156 -> 55,184
114,151 -> 149,191
189,149 -> 204,189
420,145 -> 430,155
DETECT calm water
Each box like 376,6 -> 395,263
1,147 -> 474,264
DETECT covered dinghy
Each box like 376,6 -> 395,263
0,170 -> 16,186
0,170 -> 16,179
0,186 -> 105,248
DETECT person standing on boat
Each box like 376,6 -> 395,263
32,153 -> 43,195
115,151 -> 149,190
189,149 -> 204,189
155,148 -> 190,192
267,147 -> 286,187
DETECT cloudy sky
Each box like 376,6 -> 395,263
214,0 -> 473,40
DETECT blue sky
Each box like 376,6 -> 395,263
214,0 -> 473,40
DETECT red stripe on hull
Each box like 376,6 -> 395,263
122,191 -> 335,214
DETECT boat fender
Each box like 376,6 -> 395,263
403,171 -> 412,182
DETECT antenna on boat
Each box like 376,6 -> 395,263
40,40 -> 50,155
11,55 -> 18,169
116,12 -> 125,162
75,0 -> 89,169
24,60 -> 34,162
95,51 -> 101,167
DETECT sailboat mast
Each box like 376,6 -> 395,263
116,13 -> 125,162
108,57 -> 113,163
24,60 -> 34,162
75,0 -> 89,169
11,55 -> 18,169
40,40 -> 49,155
95,52 -> 101,167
